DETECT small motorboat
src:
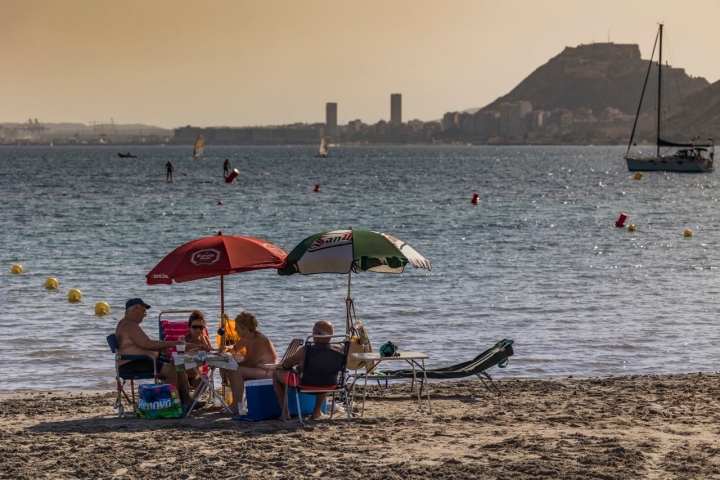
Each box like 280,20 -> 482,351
118,152 -> 137,158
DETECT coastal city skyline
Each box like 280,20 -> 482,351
3,0 -> 720,129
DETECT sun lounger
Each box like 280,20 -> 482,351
382,339 -> 515,395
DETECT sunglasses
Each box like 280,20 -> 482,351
190,325 -> 205,330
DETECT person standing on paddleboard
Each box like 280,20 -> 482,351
166,159 -> 174,182
223,158 -> 230,176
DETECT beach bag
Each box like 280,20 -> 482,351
137,383 -> 183,419
380,341 -> 399,357
346,323 -> 371,371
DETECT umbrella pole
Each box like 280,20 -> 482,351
345,272 -> 354,334
220,275 -> 226,401
221,275 -> 225,316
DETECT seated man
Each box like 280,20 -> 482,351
273,320 -> 338,421
115,298 -> 210,411
224,311 -> 278,414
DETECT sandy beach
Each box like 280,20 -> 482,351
2,373 -> 720,479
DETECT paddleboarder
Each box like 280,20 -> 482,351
166,159 -> 174,182
223,158 -> 231,176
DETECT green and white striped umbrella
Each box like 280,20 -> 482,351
279,229 -> 431,335
278,229 -> 431,276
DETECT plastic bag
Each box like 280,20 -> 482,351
137,383 -> 183,419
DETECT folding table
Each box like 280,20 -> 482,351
350,351 -> 431,416
173,352 -> 238,414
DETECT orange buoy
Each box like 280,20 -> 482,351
225,168 -> 239,183
314,184 -> 320,192
615,213 -> 627,228
471,193 -> 479,205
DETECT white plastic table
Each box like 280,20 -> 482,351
173,352 -> 238,414
351,351 -> 431,416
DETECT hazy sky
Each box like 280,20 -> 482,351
2,0 -> 719,129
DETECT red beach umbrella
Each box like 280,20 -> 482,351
146,231 -> 288,315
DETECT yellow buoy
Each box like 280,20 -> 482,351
684,229 -> 693,237
627,224 -> 636,232
94,301 -> 110,317
633,172 -> 642,180
11,264 -> 23,274
68,288 -> 82,303
45,277 -> 59,290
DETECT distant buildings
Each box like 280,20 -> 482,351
390,94 -> 402,124
500,101 -> 532,137
0,120 -> 171,145
3,90 -> 644,147
173,125 -> 321,145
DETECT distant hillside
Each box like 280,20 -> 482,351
665,79 -> 720,139
479,42 -> 709,116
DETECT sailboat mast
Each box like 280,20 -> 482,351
657,24 -> 663,157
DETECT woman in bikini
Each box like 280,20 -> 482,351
224,311 -> 278,414
180,310 -> 214,389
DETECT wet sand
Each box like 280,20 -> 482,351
2,373 -> 720,479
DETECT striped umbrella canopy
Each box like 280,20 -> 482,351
279,229 -> 431,333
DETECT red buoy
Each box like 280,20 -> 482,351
217,200 -> 223,205
225,168 -> 239,183
471,193 -> 479,205
314,184 -> 320,192
615,213 -> 627,228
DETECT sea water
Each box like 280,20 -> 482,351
1,145 -> 718,391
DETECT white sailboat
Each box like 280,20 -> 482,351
316,137 -> 329,158
625,24 -> 714,173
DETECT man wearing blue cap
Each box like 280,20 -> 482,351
115,298 -> 210,411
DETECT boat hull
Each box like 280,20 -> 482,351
625,156 -> 714,173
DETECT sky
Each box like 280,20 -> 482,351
2,0 -> 719,129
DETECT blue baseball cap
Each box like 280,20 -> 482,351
125,298 -> 151,309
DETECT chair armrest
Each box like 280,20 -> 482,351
117,354 -> 158,377
118,354 -> 157,361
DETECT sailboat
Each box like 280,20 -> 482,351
193,134 -> 205,159
625,24 -> 714,173
316,137 -> 329,158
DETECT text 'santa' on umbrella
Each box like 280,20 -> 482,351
146,231 -> 288,349
278,229 -> 431,341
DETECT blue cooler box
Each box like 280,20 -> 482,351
237,379 -> 326,421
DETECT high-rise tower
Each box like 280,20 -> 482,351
390,94 -> 402,124
326,103 -> 338,136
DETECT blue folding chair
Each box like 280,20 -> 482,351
107,333 -> 159,418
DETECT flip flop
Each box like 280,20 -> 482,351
309,414 -> 330,422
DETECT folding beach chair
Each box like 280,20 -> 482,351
285,334 -> 352,426
384,339 -> 515,395
107,333 -> 159,418
158,310 -> 212,400
280,338 -> 304,364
